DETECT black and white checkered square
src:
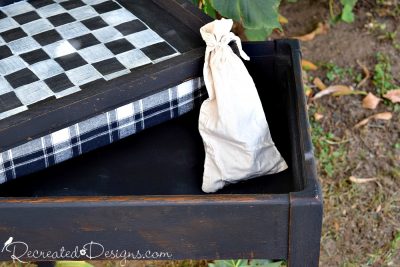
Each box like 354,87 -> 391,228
0,0 -> 180,120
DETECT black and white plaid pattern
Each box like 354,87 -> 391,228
0,0 -> 180,120
0,77 -> 206,183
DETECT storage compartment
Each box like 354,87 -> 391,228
0,41 -> 300,197
0,40 -> 322,266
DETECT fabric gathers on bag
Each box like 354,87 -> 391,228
198,19 -> 288,193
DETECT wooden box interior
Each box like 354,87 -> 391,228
0,42 -> 304,197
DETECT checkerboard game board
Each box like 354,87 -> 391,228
0,0 -> 180,120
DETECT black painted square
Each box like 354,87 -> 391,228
0,28 -> 27,42
0,92 -> 23,113
28,0 -> 54,8
60,0 -> 85,10
115,20 -> 147,36
44,73 -> 74,93
92,1 -> 121,13
20,49 -> 50,65
55,53 -> 86,71
105,39 -> 134,55
82,16 -> 108,30
141,42 -> 176,60
93,58 -> 125,76
33,30 -> 62,46
0,46 -> 12,60
0,10 -> 6,19
5,68 -> 39,88
13,11 -> 41,25
68,34 -> 100,50
48,13 -> 76,27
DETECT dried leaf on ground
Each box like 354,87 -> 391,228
332,90 -> 366,96
349,176 -> 378,184
302,59 -> 318,70
313,85 -> 352,99
362,92 -> 381,109
354,112 -> 393,128
383,89 -> 400,103
314,113 -> 324,121
313,77 -> 327,90
279,14 -> 288,25
356,60 -> 370,88
294,22 -> 328,41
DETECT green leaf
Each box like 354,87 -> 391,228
209,0 -> 281,40
249,260 -> 283,267
340,5 -> 355,23
209,260 -> 235,267
203,0 -> 217,18
244,27 -> 273,41
340,0 -> 357,23
55,261 -> 93,267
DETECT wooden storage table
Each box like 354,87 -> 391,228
0,40 -> 323,267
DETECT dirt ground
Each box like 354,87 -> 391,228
277,0 -> 400,266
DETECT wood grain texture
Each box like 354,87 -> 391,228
0,40 -> 322,266
0,195 -> 289,261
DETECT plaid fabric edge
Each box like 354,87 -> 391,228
0,77 -> 206,184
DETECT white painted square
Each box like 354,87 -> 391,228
0,36 -> 4,46
51,128 -> 70,145
30,59 -> 64,80
152,53 -> 180,64
0,56 -> 26,75
37,3 -> 66,17
8,37 -> 40,54
104,68 -> 130,81
116,103 -> 134,120
43,40 -> 76,58
92,26 -> 122,43
69,6 -> 98,20
21,19 -> 54,35
54,86 -> 81,98
56,22 -> 90,39
78,44 -> 113,63
0,18 -> 19,33
66,65 -> 102,85
125,29 -> 164,49
0,106 -> 27,120
14,81 -> 53,106
82,0 -> 108,4
116,49 -> 151,69
0,76 -> 13,94
100,9 -> 137,26
2,2 -> 34,16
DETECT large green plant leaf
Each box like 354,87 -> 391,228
340,0 -> 357,23
209,0 -> 281,40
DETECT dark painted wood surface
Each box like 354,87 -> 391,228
0,40 -> 323,266
0,195 -> 289,261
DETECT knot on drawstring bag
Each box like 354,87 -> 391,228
200,19 -> 250,61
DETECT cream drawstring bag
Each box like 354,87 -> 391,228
199,19 -> 288,193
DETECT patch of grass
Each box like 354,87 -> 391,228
321,63 -> 360,84
366,230 -> 400,266
309,106 -> 347,177
373,52 -> 400,111
373,52 -> 398,96
209,260 -> 284,267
